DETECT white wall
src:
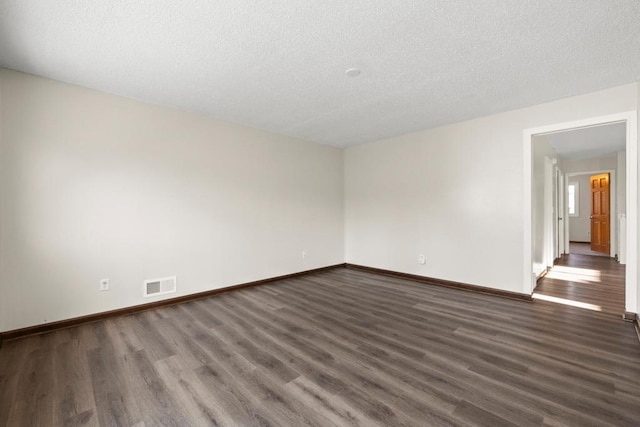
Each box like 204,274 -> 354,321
617,151 -> 626,216
0,72 -> 4,332
0,69 -> 344,332
531,135 -> 559,275
562,156 -> 618,174
637,81 -> 640,314
2,69 -> 639,332
568,174 -> 592,242
345,83 -> 638,295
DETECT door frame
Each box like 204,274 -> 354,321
523,111 -> 637,314
565,169 -> 616,258
544,156 -> 555,269
557,168 -> 565,257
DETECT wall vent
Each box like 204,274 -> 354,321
144,276 -> 177,297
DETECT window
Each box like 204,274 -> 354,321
568,182 -> 579,217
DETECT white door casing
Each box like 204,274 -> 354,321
523,111 -> 638,313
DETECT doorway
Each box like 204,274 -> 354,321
542,163 -> 620,315
590,173 -> 611,255
565,169 -> 616,259
523,111 -> 638,316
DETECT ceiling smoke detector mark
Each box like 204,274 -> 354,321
144,276 -> 177,297
345,68 -> 361,77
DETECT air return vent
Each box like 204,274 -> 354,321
144,276 -> 177,297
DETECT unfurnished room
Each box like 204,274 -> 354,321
1,1 -> 640,426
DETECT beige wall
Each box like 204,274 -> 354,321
0,69 -> 344,331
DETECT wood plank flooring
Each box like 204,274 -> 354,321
534,252 -> 625,316
569,241 -> 610,257
1,267 -> 640,426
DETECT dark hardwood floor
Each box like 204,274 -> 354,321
534,252 -> 625,316
1,267 -> 639,426
569,241 -> 610,257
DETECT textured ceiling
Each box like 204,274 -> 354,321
1,1 -> 639,147
546,122 -> 626,160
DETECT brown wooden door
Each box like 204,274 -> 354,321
590,173 -> 610,254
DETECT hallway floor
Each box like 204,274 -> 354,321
569,241 -> 610,257
534,252 -> 625,317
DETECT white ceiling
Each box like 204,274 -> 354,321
0,1 -> 639,148
546,122 -> 626,160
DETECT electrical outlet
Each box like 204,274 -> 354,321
100,278 -> 110,291
418,254 -> 426,265
302,250 -> 307,259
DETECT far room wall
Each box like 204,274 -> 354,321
567,174 -> 594,242
563,155 -> 621,252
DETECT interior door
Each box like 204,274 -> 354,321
590,173 -> 610,254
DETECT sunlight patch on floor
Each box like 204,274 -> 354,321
544,270 -> 601,284
532,292 -> 602,312
550,266 -> 602,278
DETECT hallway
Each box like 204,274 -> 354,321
534,252 -> 625,317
